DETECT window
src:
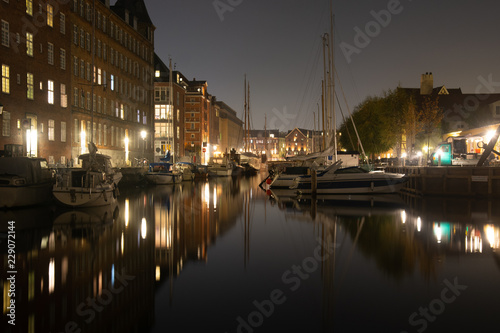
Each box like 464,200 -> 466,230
47,5 -> 53,27
80,60 -> 84,78
80,28 -> 84,47
60,83 -> 67,107
103,124 -> 107,146
26,0 -> 33,16
27,73 -> 33,99
103,43 -> 107,61
60,13 -> 65,34
73,56 -> 78,76
26,32 -> 33,56
2,111 -> 10,137
2,64 -> 9,93
86,62 -> 90,81
86,32 -> 90,52
73,88 -> 78,106
155,105 -> 168,119
97,39 -> 101,58
60,49 -> 66,70
48,120 -> 54,141
86,92 -> 90,110
47,80 -> 54,104
61,121 -> 66,142
47,43 -> 54,65
1,20 -> 9,47
73,25 -> 78,44
110,74 -> 114,91
154,87 -> 168,102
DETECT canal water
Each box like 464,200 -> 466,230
2,173 -> 500,332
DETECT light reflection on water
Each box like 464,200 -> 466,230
1,174 -> 500,332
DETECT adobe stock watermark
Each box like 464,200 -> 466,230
51,269 -> 135,333
443,74 -> 500,124
225,238 -> 339,333
268,106 -> 296,132
340,0 -> 405,64
400,277 -> 467,333
213,0 -> 244,22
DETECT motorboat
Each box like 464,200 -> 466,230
207,157 -> 233,177
290,161 -> 408,194
145,162 -> 183,184
53,146 -> 122,207
0,157 -> 53,208
176,162 -> 207,181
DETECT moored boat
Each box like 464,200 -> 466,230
0,157 -> 54,208
53,150 -> 121,207
145,162 -> 183,184
290,161 -> 408,194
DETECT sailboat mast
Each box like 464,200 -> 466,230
244,75 -> 247,152
247,82 -> 251,153
330,0 -> 337,162
321,80 -> 326,150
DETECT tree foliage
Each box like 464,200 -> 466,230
338,88 -> 442,159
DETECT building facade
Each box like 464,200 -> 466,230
153,54 -> 187,162
216,101 -> 243,155
0,0 -> 155,167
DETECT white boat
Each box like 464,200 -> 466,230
207,163 -> 233,177
0,157 -> 54,208
240,152 -> 261,174
53,150 -> 122,207
145,162 -> 183,184
290,161 -> 408,194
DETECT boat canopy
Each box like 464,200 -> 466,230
0,157 -> 49,184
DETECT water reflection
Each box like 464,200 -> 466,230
2,176 -> 500,332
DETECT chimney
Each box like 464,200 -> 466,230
420,72 -> 433,95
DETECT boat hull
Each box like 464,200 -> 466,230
145,173 -> 183,184
291,173 -> 408,194
0,182 -> 53,208
53,185 -> 118,207
207,167 -> 232,177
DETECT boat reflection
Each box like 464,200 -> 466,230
1,190 -> 155,333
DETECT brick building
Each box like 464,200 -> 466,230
0,0 -> 155,167
0,0 -> 72,163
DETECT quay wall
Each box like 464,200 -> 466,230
386,166 -> 500,198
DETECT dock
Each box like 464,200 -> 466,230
386,166 -> 500,198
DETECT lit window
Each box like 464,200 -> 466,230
26,32 -> 33,56
26,0 -> 33,16
27,73 -> 33,99
2,64 -> 9,94
61,121 -> 66,142
48,120 -> 54,141
60,83 -> 67,107
155,70 -> 160,77
1,20 -> 9,47
47,80 -> 54,104
47,5 -> 53,27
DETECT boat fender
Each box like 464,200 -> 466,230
70,189 -> 76,203
103,189 -> 108,202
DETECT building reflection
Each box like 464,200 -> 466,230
1,196 -> 155,333
153,178 -> 247,288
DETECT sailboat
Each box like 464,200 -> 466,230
267,2 -> 408,195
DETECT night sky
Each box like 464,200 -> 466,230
130,0 -> 500,131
